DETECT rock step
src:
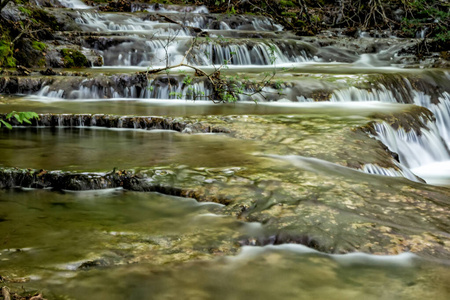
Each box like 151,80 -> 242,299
0,113 -> 231,134
0,167 -> 209,202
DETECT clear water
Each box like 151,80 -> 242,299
0,127 -> 259,171
1,180 -> 449,300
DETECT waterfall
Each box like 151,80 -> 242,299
326,76 -> 450,179
360,163 -> 420,182
98,39 -> 189,67
36,85 -> 65,98
143,79 -> 211,100
35,76 -> 211,100
57,0 -> 90,9
97,38 -> 312,67
75,12 -> 156,32
251,18 -> 284,31
328,79 -> 450,145
413,91 -> 450,149
131,4 -> 209,14
75,11 -> 190,36
193,41 -> 312,66
330,86 -> 399,103
372,120 -> 450,169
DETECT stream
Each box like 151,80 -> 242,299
1,0 -> 450,299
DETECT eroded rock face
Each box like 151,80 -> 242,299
0,76 -> 45,94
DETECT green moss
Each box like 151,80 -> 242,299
60,49 -> 89,68
32,41 -> 47,51
18,6 -> 32,15
0,38 -> 16,68
281,11 -> 297,17
279,0 -> 295,7
6,56 -> 16,67
31,8 -> 60,31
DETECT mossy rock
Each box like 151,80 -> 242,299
13,39 -> 45,68
30,8 -> 61,31
0,40 -> 16,68
60,49 -> 90,68
31,41 -> 47,52
18,6 -> 32,16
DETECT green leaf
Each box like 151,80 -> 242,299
0,120 -> 12,129
6,111 -> 15,119
14,114 -> 22,123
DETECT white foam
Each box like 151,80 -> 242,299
412,160 -> 450,186
231,245 -> 418,267
58,0 -> 90,9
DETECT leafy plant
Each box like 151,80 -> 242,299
0,111 -> 40,129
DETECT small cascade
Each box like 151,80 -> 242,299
75,11 -> 190,36
330,86 -> 399,103
372,119 -> 450,169
330,78 -> 450,175
0,113 -> 230,135
97,38 -> 313,67
37,85 -> 66,98
360,163 -> 420,182
251,18 -> 283,31
194,43 -> 254,65
34,75 -> 212,100
144,79 -> 211,100
184,15 -> 208,28
75,12 -> 156,32
57,0 -> 90,9
131,3 -> 209,14
96,38 -> 189,67
413,91 -> 450,149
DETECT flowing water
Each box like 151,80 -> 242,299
1,0 -> 450,299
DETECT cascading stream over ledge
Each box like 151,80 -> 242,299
0,113 -> 231,133
1,1 -> 450,299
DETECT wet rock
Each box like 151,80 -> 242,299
0,76 -> 45,94
242,233 -> 323,251
78,259 -> 110,270
366,106 -> 435,135
0,167 -> 223,206
40,68 -> 57,76
0,2 -> 20,22
13,39 -> 45,68
60,48 -> 90,68
99,0 -> 132,12
16,65 -> 32,76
